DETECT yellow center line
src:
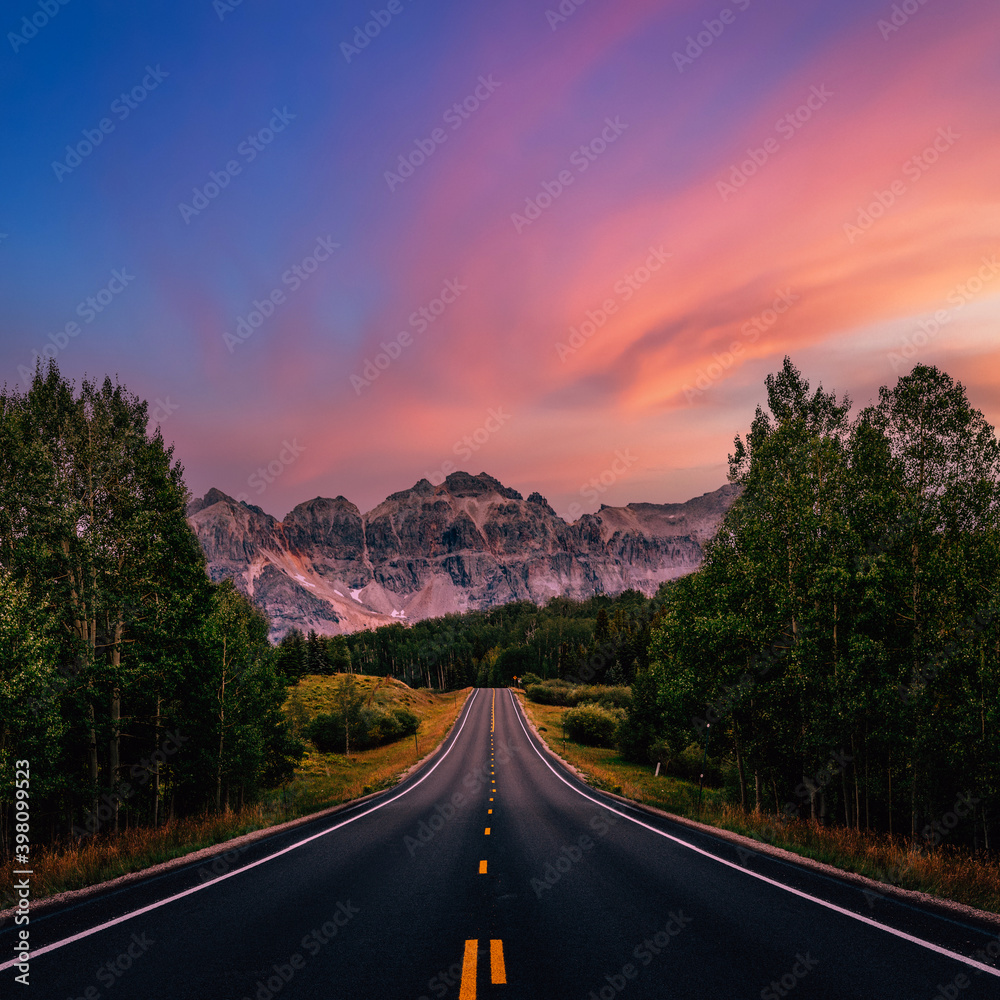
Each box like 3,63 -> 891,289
479,859 -> 487,874
459,940 -> 478,1000
490,940 -> 507,984
488,808 -> 492,814
485,827 -> 491,835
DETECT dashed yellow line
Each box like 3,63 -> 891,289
488,808 -> 492,814
459,940 -> 478,1000
485,827 -> 491,835
490,940 -> 507,984
479,859 -> 487,874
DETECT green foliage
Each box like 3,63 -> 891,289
526,681 -> 631,710
561,703 -> 625,748
306,704 -> 420,754
0,363 -> 303,849
338,590 -> 655,689
635,358 -> 1000,849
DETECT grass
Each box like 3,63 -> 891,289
1,678 -> 468,907
520,693 -> 1000,916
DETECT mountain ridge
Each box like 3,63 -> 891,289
187,472 -> 739,639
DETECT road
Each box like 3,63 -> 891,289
3,687 -> 1000,998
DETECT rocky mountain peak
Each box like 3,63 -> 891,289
187,474 -> 739,639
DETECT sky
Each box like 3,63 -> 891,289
2,0 -> 998,520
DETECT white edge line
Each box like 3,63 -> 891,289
0,689 -> 481,972
506,689 -> 1000,979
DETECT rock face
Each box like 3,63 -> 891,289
187,472 -> 739,639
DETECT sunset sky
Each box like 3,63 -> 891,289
2,0 -> 998,519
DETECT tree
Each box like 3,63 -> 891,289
0,362 -> 211,833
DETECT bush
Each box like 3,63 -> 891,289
520,672 -> 542,687
562,703 -> 624,748
389,706 -> 420,737
526,684 -> 563,705
591,686 -> 631,710
306,705 -> 421,753
306,711 -> 347,753
668,741 -> 724,786
526,681 -> 631,710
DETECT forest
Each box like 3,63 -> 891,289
3,358 -> 999,858
0,365 -> 303,852
629,360 -> 1000,849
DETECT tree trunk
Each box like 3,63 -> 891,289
216,636 -> 226,813
109,618 -> 123,833
153,695 -> 161,827
109,688 -> 120,834
734,730 -> 747,812
87,700 -> 99,819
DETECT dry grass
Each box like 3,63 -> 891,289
520,694 -> 1000,914
1,679 -> 468,906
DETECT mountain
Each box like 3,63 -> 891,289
187,472 -> 739,639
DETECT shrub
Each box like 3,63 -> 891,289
526,684 -> 562,705
526,682 -> 631,709
306,711 -> 346,753
590,686 -> 631,710
389,706 -> 420,737
520,672 -> 542,687
562,703 -> 624,748
306,705 -> 420,753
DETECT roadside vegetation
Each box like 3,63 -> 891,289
0,677 -> 466,905
520,692 -> 1000,914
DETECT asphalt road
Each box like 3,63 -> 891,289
3,687 -> 1000,999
